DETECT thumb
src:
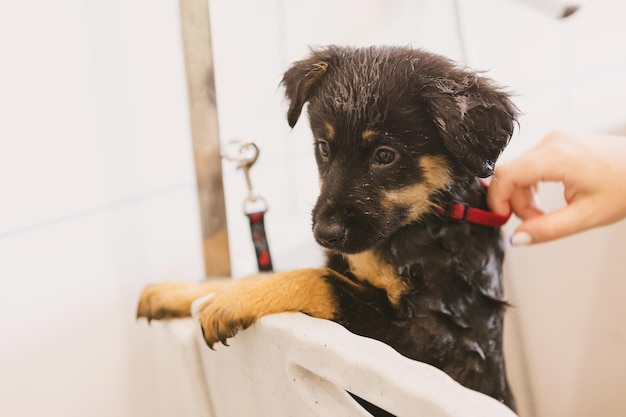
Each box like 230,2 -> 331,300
510,201 -> 594,245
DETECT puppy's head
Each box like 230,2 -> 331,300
282,46 -> 517,254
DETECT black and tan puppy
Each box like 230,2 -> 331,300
138,45 -> 518,411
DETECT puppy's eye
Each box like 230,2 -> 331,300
317,140 -> 330,158
374,147 -> 396,165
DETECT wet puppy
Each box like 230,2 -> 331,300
138,45 -> 518,411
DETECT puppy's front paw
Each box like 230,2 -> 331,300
193,270 -> 340,348
137,280 -> 230,322
196,288 -> 258,348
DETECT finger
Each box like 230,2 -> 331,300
508,185 -> 544,220
489,151 -> 565,215
511,201 -> 595,245
488,180 -> 544,219
487,176 -> 513,216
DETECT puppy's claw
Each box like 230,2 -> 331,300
137,304 -> 153,324
213,333 -> 229,346
201,325 -> 217,350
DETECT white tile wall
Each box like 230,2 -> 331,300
0,1 -> 205,417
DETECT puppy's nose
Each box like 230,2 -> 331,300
313,222 -> 346,246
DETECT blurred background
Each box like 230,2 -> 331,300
1,1 -> 625,416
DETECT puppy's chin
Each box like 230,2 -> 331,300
316,239 -> 373,255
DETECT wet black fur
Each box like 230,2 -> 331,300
282,46 -> 518,412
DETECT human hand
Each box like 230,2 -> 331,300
487,130 -> 626,245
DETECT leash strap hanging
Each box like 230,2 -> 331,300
246,211 -> 273,272
223,140 -> 273,272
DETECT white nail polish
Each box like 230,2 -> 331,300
510,232 -> 533,246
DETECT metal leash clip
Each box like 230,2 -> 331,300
222,140 -> 273,272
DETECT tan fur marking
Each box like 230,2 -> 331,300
310,61 -> 329,76
324,122 -> 335,140
382,155 -> 452,224
346,251 -> 408,305
203,268 -> 340,319
362,129 -> 378,142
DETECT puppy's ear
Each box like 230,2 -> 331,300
424,73 -> 518,177
281,54 -> 330,127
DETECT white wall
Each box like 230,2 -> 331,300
0,1 -> 205,417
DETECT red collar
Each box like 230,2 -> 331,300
436,181 -> 511,228
439,201 -> 511,227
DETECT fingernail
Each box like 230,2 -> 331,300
510,232 -> 533,246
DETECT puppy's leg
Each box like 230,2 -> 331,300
137,278 -> 233,321
195,268 -> 353,347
